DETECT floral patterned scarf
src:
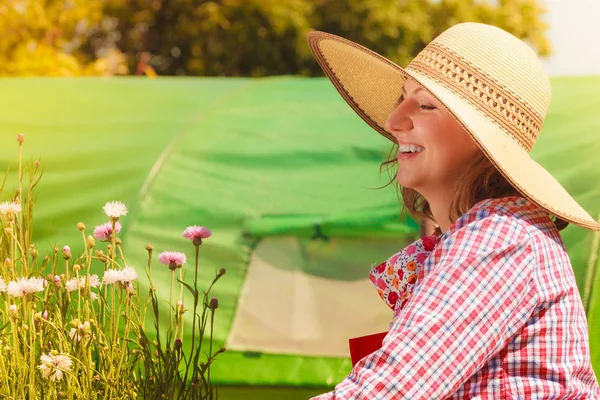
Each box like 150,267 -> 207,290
369,234 -> 439,318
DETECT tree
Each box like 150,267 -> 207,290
0,0 -> 127,76
108,0 -> 550,76
0,0 -> 550,76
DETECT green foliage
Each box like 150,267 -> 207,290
0,136 -> 225,399
106,0 -> 551,76
0,0 -> 128,76
0,0 -> 550,76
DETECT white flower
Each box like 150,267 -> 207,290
89,291 -> 98,301
7,277 -> 45,297
0,277 -> 6,292
65,275 -> 100,293
38,353 -> 72,381
103,266 -> 138,286
65,279 -> 78,293
103,201 -> 127,219
102,269 -> 121,285
0,201 -> 22,215
121,266 -> 138,283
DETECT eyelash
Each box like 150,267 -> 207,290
396,95 -> 437,110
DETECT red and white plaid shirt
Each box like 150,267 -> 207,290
312,196 -> 600,399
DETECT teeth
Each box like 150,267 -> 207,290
399,144 -> 424,153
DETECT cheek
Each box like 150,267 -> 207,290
428,121 -> 479,169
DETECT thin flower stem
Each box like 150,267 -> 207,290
28,300 -> 35,395
115,295 -> 132,391
178,268 -> 183,339
117,244 -> 127,267
182,244 -> 200,392
8,221 -> 15,281
110,220 -> 117,268
17,141 -> 24,264
208,309 -> 215,389
170,270 -> 175,329
75,269 -> 81,317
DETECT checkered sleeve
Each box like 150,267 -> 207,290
311,214 -> 539,399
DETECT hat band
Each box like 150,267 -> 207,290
407,43 -> 542,152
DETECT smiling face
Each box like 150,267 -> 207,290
384,78 -> 480,197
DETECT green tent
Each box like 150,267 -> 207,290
0,76 -> 599,398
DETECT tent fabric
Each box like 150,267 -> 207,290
0,76 -> 598,387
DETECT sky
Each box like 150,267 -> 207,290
541,0 -> 600,76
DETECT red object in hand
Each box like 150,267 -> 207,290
348,331 -> 389,366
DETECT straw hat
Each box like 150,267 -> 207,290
307,22 -> 600,231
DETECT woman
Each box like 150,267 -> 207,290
307,22 -> 600,399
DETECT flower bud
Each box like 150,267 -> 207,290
218,268 -> 226,277
9,304 -> 17,320
16,133 -> 24,145
209,297 -> 219,310
87,235 -> 95,248
73,264 -> 81,272
145,244 -> 154,252
62,246 -> 71,260
53,275 -> 62,288
174,338 -> 183,351
77,222 -> 85,232
177,300 -> 185,314
4,258 -> 12,270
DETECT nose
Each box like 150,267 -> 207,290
384,100 -> 413,138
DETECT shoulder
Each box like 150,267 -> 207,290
446,195 -> 555,240
435,196 -> 543,262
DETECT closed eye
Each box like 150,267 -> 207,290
420,104 -> 437,110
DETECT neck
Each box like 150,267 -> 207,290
419,189 -> 453,234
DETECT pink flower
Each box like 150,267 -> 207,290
376,278 -> 387,290
405,245 -> 416,255
387,291 -> 399,307
158,251 -> 186,269
182,226 -> 212,244
422,235 -> 438,251
416,252 -> 428,264
397,269 -> 404,281
374,262 -> 386,274
93,221 -> 122,241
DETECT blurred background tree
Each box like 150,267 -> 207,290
0,0 -> 550,77
0,0 -> 128,76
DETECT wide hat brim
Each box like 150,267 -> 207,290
307,30 -> 600,231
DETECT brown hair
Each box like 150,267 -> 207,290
379,144 -> 568,233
